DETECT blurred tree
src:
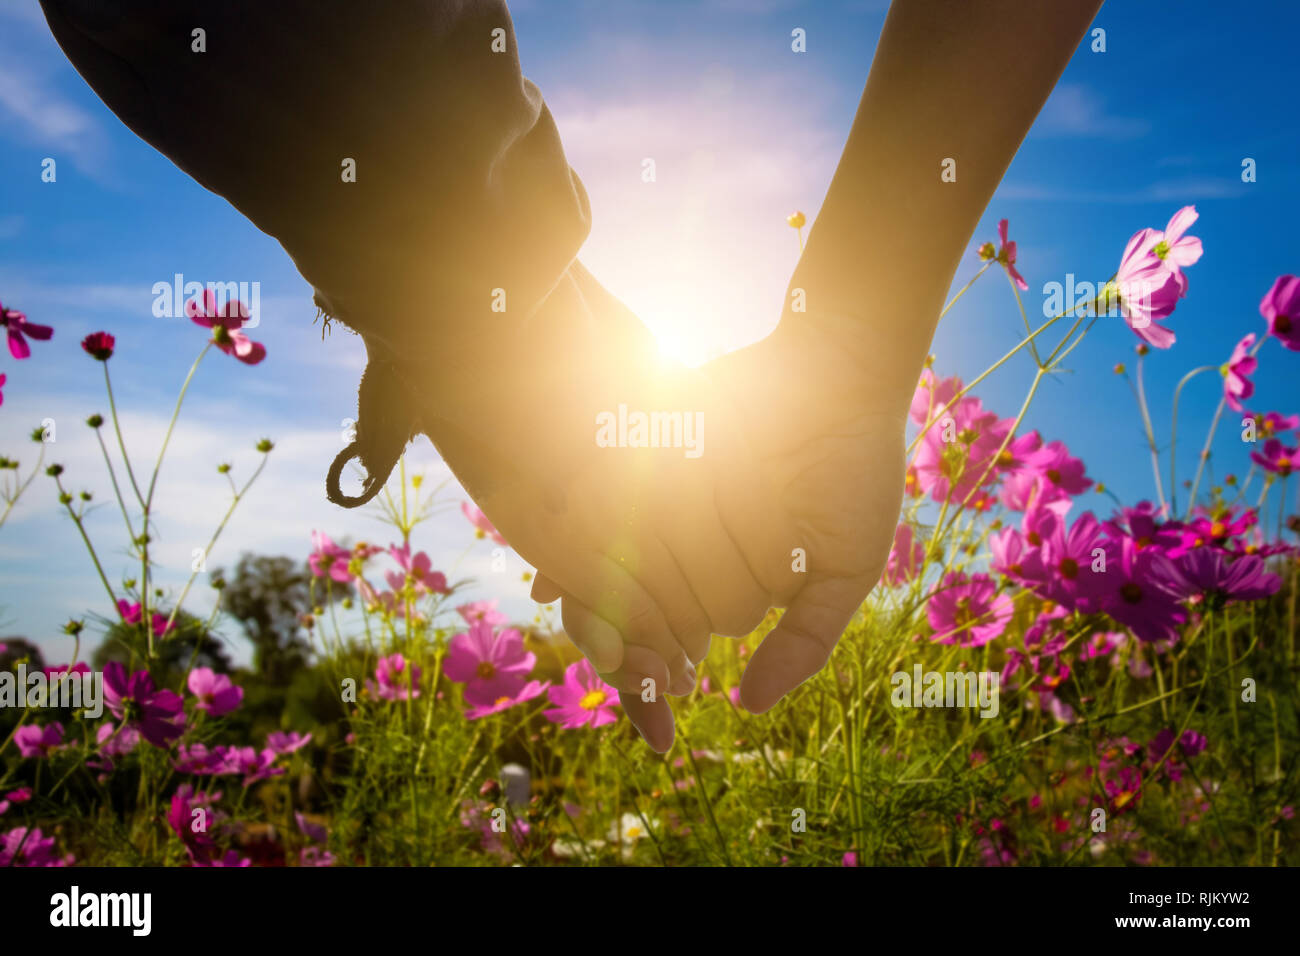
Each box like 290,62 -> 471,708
213,554 -> 332,685
0,637 -> 45,671
92,609 -> 232,680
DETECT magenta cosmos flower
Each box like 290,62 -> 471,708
1221,333 -> 1257,412
266,731 -> 312,755
927,572 -> 1013,647
1259,274 -> 1300,351
308,530 -> 353,583
0,827 -> 72,867
102,661 -> 185,747
1174,550 -> 1280,606
465,679 -> 549,720
14,722 -> 65,759
461,501 -> 507,546
977,218 -> 1028,291
187,667 -> 244,717
1246,410 -> 1299,440
1250,438 -> 1296,477
167,784 -> 221,863
186,289 -> 266,365
117,599 -> 173,637
81,330 -> 115,361
457,599 -> 508,626
913,396 -> 1011,503
881,523 -> 925,586
386,543 -> 449,594
0,301 -> 53,360
1098,537 -> 1186,643
910,369 -> 962,427
544,659 -> 620,729
444,620 -> 536,707
371,652 -> 421,701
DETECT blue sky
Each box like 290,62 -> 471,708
1,0 -> 1297,663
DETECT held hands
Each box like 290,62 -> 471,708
525,286 -> 911,750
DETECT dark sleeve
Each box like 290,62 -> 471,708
38,0 -> 592,333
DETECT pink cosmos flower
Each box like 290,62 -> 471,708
881,523 -> 925,586
444,620 -> 536,707
1111,230 -> 1183,348
0,372 -> 5,407
1174,550 -> 1280,605
457,599 -> 509,627
102,661 -> 185,747
1033,511 -> 1107,612
168,784 -> 221,863
14,722 -> 64,758
173,742 -> 234,775
300,846 -> 336,866
1104,501 -> 1184,554
1098,537 -> 1186,643
186,289 -> 265,364
117,600 -> 174,637
0,301 -> 53,360
87,721 -> 141,777
371,652 -> 422,701
194,850 -> 251,867
266,731 -> 312,755
913,396 -> 1011,503
1250,438 -> 1296,477
1222,334 -> 1257,412
1026,440 -> 1093,500
544,659 -> 621,729
978,218 -> 1028,290
187,667 -> 244,717
1259,274 -> 1300,351
927,572 -> 1013,647
1145,205 -> 1204,292
309,530 -> 353,583
295,811 -> 328,844
0,827 -> 73,867
461,501 -> 507,546
1175,506 -> 1257,554
5,788 -> 32,803
386,543 -> 449,594
464,679 -> 549,720
228,746 -> 284,786
1246,410 -> 1299,440
909,369 -> 962,427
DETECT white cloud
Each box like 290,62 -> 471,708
1036,84 -> 1149,140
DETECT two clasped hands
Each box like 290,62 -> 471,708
39,0 -> 1103,749
424,0 -> 1104,749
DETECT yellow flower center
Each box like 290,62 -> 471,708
494,696 -> 512,708
579,689 -> 607,710
476,661 -> 496,680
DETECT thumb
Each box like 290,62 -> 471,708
530,572 -> 564,603
738,576 -> 869,714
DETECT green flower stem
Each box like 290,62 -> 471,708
0,443 -> 46,532
162,451 -> 270,638
93,428 -> 137,541
939,260 -> 992,322
1185,396 -> 1225,519
1168,365 -> 1218,515
54,476 -> 123,620
1132,355 -> 1168,513
103,363 -> 145,508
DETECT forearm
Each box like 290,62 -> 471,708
788,0 -> 1103,408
